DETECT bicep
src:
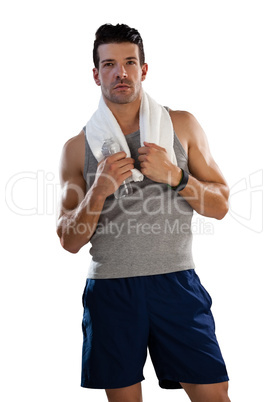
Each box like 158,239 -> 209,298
58,141 -> 86,218
187,115 -> 227,186
59,176 -> 86,218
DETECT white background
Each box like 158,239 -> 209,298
1,0 -> 267,401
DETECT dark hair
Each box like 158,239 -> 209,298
93,23 -> 145,68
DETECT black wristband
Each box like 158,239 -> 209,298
169,169 -> 189,192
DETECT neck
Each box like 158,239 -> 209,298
103,93 -> 142,135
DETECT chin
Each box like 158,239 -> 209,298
107,93 -> 137,105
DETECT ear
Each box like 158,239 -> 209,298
141,63 -> 148,82
93,68 -> 101,86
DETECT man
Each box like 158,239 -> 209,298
57,23 -> 231,402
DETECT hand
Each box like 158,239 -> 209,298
138,142 -> 182,185
94,152 -> 135,197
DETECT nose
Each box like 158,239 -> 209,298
116,64 -> 128,80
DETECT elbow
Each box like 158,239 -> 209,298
60,236 -> 81,254
63,242 -> 80,254
215,200 -> 229,220
56,227 -> 81,254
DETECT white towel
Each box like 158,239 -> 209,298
85,90 -> 177,182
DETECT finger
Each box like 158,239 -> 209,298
137,146 -> 149,154
116,157 -> 135,167
108,151 -> 127,161
121,170 -> 133,182
118,162 -> 135,174
138,154 -> 146,162
140,161 -> 147,169
143,141 -> 166,151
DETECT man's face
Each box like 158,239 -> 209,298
93,42 -> 148,105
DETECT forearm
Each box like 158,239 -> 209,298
57,186 -> 107,253
178,174 -> 229,220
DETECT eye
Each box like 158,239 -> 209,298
104,63 -> 114,67
126,60 -> 136,65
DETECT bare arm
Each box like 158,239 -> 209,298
174,111 -> 229,219
56,133 -> 134,253
138,111 -> 229,220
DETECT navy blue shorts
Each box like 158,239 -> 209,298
81,269 -> 229,389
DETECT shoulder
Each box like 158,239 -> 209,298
62,129 -> 85,157
169,109 -> 205,153
169,110 -> 203,135
60,129 -> 85,181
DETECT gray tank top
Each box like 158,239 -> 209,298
83,125 -> 195,279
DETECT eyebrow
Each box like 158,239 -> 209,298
100,56 -> 138,64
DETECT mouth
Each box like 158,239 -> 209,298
113,84 -> 131,90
